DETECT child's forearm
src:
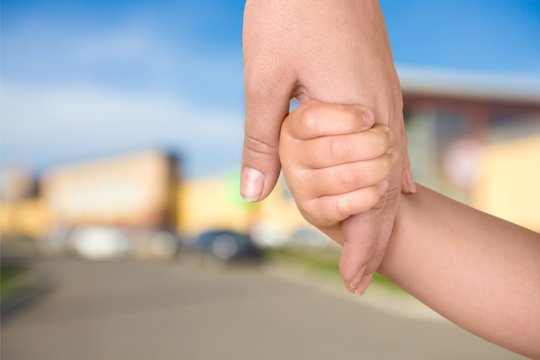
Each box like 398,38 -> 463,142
379,185 -> 540,358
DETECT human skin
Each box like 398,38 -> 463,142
279,103 -> 540,358
279,101 -> 393,293
242,0 -> 415,292
380,186 -> 540,359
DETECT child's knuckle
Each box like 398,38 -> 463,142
301,103 -> 324,136
297,201 -> 313,220
339,166 -> 356,189
374,134 -> 389,155
382,155 -> 392,175
335,197 -> 350,220
373,155 -> 392,176
363,167 -> 377,185
303,200 -> 331,227
342,107 -> 358,126
365,188 -> 379,207
328,138 -> 348,162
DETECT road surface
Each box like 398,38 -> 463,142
1,258 -> 524,360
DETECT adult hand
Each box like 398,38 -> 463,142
241,0 -> 415,294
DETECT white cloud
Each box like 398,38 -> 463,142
1,82 -> 244,177
1,14 -> 245,177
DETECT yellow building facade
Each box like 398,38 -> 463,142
472,135 -> 540,232
2,137 -> 539,240
177,175 -> 309,240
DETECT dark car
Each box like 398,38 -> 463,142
188,230 -> 263,264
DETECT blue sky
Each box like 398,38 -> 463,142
2,0 -> 539,177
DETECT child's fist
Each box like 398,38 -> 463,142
279,101 -> 391,244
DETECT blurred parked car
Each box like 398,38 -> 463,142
187,230 -> 263,264
44,225 -> 181,261
68,226 -> 130,260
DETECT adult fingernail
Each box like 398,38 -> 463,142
348,264 -> 367,292
240,167 -> 264,201
349,278 -> 360,292
407,172 -> 417,193
356,274 -> 374,295
362,111 -> 374,128
378,179 -> 389,194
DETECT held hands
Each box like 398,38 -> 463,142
242,0 -> 415,294
280,101 -> 393,294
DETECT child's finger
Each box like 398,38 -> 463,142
300,155 -> 391,198
297,125 -> 389,169
304,181 -> 388,227
286,101 -> 375,140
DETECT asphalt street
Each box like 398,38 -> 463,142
1,258 -> 525,360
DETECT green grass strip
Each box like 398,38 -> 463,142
266,247 -> 403,293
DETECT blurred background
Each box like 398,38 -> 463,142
1,1 -> 539,359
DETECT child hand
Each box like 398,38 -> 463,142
279,101 -> 391,292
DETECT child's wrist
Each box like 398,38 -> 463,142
379,189 -> 416,275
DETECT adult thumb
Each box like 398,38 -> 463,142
241,80 -> 292,201
340,210 -> 379,293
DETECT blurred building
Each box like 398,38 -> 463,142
400,68 -> 540,231
0,167 -> 47,238
42,151 -> 178,229
1,151 -> 182,260
0,167 -> 36,203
